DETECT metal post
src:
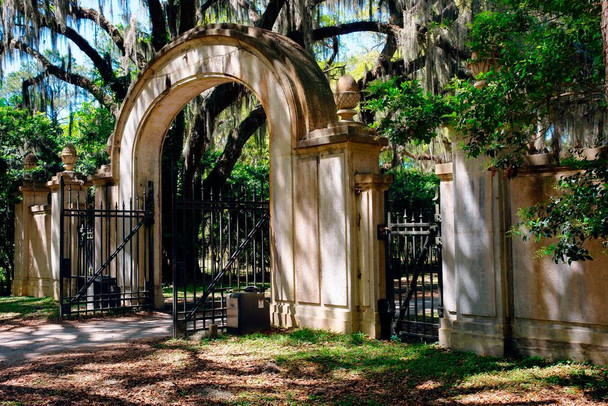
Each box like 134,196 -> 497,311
171,163 -> 180,338
59,176 -> 69,317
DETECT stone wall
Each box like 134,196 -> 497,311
12,172 -> 92,300
439,152 -> 608,363
12,184 -> 54,298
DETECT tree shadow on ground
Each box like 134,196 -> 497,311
0,329 -> 606,405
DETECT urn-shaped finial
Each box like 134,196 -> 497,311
61,143 -> 78,172
335,74 -> 361,122
23,152 -> 39,171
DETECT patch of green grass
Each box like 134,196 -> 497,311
0,296 -> 58,320
194,328 -> 607,402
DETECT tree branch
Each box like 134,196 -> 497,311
9,40 -> 118,114
179,0 -> 197,34
147,0 -> 169,51
311,21 -> 400,42
256,0 -> 286,29
201,0 -> 222,16
39,18 -> 128,100
21,71 -> 50,109
68,2 -> 147,69
322,36 -> 339,71
203,104 -> 266,191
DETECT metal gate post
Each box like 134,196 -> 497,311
171,163 -> 180,338
59,176 -> 68,317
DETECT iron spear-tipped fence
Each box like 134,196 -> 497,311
59,178 -> 154,317
172,181 -> 270,337
383,200 -> 443,342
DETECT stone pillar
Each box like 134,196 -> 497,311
436,162 -> 455,347
12,182 -> 52,297
354,173 -> 392,337
439,148 -> 513,356
48,145 -> 91,303
270,74 -> 392,337
271,121 -> 389,336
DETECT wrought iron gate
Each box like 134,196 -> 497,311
59,178 -> 154,317
383,199 -> 443,342
172,184 -> 270,337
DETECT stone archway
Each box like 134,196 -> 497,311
108,24 -> 390,336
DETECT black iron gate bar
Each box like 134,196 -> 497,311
182,210 -> 269,321
384,208 -> 443,342
172,184 -> 270,337
59,177 -> 154,317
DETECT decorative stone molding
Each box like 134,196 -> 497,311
47,170 -> 89,190
61,144 -> 78,172
354,173 -> 393,190
435,162 -> 453,182
88,164 -> 114,186
30,204 -> 51,215
334,75 -> 361,122
299,123 -> 388,150
468,51 -> 500,89
23,153 -> 39,170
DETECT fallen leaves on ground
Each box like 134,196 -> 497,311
0,328 -> 606,405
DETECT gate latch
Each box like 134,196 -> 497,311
377,224 -> 390,240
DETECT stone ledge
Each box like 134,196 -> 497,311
88,165 -> 114,184
19,183 -> 50,193
30,204 -> 51,215
299,123 -> 388,149
354,173 -> 393,189
47,171 -> 91,189
435,163 -> 453,181
519,147 -> 607,176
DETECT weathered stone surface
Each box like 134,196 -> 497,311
14,24 -> 389,338
106,24 -> 388,334
439,151 -> 608,363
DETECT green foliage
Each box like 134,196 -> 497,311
512,153 -> 608,263
0,106 -> 63,295
201,148 -> 269,198
63,102 -> 114,174
364,77 -> 450,145
387,169 -> 440,215
445,0 -> 607,263
449,0 -> 603,172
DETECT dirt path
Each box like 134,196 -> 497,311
0,312 -> 172,367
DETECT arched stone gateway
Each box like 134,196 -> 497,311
15,24 -> 391,336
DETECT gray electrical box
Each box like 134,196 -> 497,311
226,292 -> 270,335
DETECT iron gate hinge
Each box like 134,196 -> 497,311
377,224 -> 389,240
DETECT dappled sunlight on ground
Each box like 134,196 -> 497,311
0,328 -> 606,405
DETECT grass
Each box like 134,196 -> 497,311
0,316 -> 606,404
1,298 -> 606,404
187,328 -> 608,404
0,295 -> 58,321
206,329 -> 606,404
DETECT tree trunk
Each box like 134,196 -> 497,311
203,104 -> 267,192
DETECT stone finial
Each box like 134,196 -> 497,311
23,153 -> 39,171
335,74 -> 361,122
468,52 -> 499,89
61,143 -> 78,172
106,134 -> 114,157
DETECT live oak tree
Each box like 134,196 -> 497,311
0,0 -> 408,190
0,0 -> 414,283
